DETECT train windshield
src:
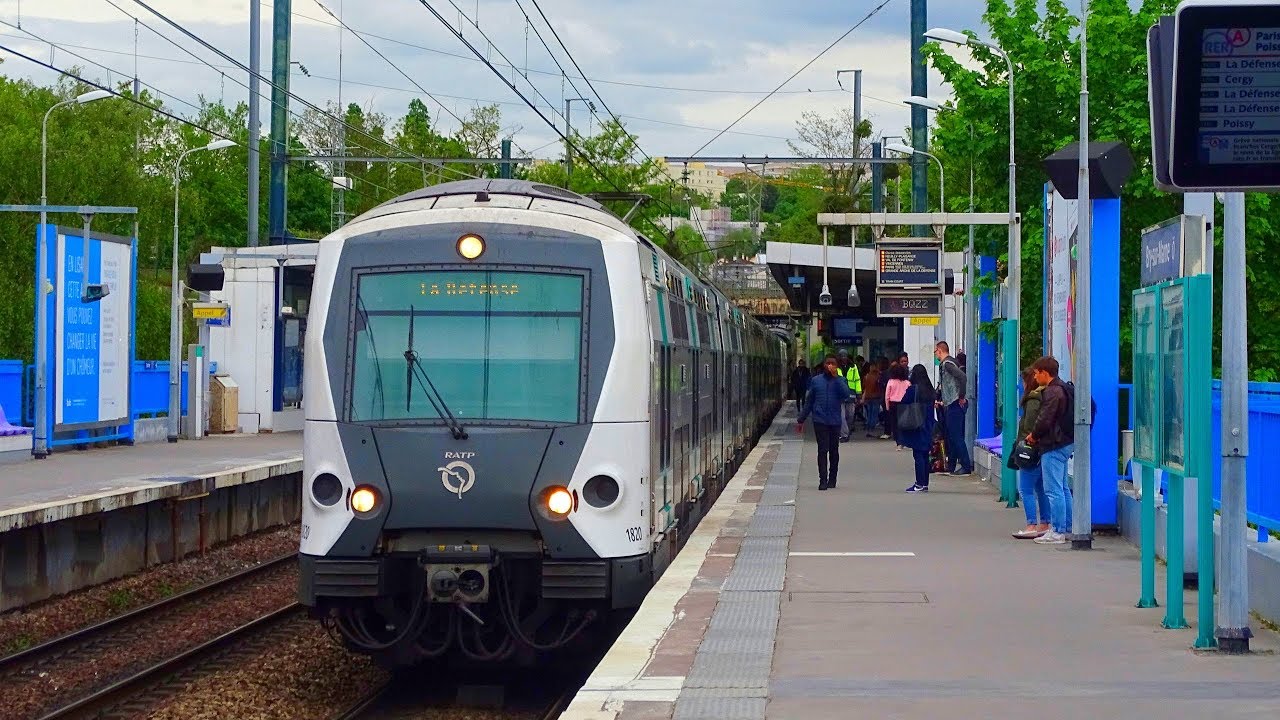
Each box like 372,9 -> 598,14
349,269 -> 585,424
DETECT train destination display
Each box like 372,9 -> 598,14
1198,27 -> 1280,165
876,241 -> 942,288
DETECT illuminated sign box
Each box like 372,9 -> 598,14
876,240 -> 943,288
876,293 -> 942,318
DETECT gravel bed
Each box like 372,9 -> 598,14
0,524 -> 299,656
0,564 -> 299,720
142,621 -> 387,720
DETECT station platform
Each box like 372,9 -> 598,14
563,410 -> 1280,720
1,433 -> 302,531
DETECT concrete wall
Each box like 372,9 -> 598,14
1117,482 -> 1280,627
0,472 -> 300,612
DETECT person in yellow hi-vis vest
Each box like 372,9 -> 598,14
835,350 -> 862,441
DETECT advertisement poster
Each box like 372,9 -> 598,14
1044,186 -> 1078,381
49,228 -> 133,430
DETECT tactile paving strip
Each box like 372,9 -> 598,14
674,420 -> 803,720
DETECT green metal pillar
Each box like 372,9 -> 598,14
267,0 -> 291,245
1185,274 -> 1216,648
999,319 -> 1019,507
499,138 -> 512,179
1137,462 -> 1158,608
1163,472 -> 1190,629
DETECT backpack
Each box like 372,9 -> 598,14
1062,381 -> 1097,427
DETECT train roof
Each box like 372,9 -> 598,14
372,179 -> 609,214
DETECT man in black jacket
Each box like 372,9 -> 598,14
1026,356 -> 1074,545
790,360 -> 810,412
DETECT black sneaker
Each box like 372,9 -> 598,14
904,484 -> 929,493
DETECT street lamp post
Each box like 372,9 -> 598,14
904,95 -> 978,448
927,27 -> 1018,505
168,139 -> 237,442
886,143 -> 944,213
34,89 -> 114,459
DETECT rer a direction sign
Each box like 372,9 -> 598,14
877,293 -> 942,318
877,241 -> 942,288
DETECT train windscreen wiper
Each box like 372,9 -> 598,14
403,305 -> 468,440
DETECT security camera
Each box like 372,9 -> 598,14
847,286 -> 861,308
819,285 -> 833,307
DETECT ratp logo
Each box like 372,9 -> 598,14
438,460 -> 476,499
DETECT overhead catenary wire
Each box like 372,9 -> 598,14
119,0 -> 480,181
688,0 -> 897,157
413,0 -> 684,241
0,43 -> 233,142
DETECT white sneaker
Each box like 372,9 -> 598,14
1034,531 -> 1067,545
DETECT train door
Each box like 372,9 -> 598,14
689,302 -> 702,503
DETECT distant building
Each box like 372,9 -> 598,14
658,160 -> 729,201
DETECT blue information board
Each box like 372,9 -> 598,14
36,224 -> 136,445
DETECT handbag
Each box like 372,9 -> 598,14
897,400 -> 925,431
1012,439 -> 1041,469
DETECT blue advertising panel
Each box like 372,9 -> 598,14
37,224 -> 136,445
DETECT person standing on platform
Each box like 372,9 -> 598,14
790,359 -> 810,413
934,341 -> 973,475
1027,356 -> 1074,545
861,360 -> 884,438
797,355 -> 853,491
1013,367 -> 1052,539
835,350 -> 862,441
884,363 -> 911,449
901,364 -> 937,493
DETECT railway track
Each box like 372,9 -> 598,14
37,604 -> 306,720
0,553 -> 298,720
331,672 -> 578,720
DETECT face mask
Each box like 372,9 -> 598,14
933,356 -> 941,366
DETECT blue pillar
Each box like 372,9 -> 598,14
978,255 -> 997,438
1090,198 -> 1121,527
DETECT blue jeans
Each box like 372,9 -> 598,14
1019,465 -> 1051,525
944,401 -> 972,472
865,399 -> 881,433
1041,444 -> 1075,533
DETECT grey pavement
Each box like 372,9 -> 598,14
767,418 -> 1280,719
0,432 -> 301,515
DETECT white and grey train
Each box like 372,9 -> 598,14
299,179 -> 788,665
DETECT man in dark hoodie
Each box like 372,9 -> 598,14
1026,356 -> 1074,545
797,355 -> 853,491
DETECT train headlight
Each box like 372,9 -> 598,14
457,234 -> 485,260
545,486 -> 574,516
351,485 -> 379,514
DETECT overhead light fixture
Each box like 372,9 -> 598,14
75,89 -> 113,104
923,27 -> 971,46
886,142 -> 916,156
903,95 -> 942,111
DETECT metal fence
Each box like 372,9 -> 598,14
0,360 -> 192,427
1210,381 -> 1280,542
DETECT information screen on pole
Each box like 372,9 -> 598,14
1170,1 -> 1280,190
38,225 -> 136,436
876,241 -> 942,288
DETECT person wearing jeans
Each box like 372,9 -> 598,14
1013,367 -> 1051,539
797,355 -> 853,491
1026,355 -> 1075,545
901,364 -> 937,493
934,341 -> 973,475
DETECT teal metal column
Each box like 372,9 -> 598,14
267,0 -> 291,245
499,138 -> 512,179
999,319 -> 1018,506
1163,471 -> 1190,629
1137,463 -> 1158,608
1185,274 -> 1216,648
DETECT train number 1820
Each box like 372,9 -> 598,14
625,526 -> 644,542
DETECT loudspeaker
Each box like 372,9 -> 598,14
187,264 -> 225,292
1041,141 -> 1135,200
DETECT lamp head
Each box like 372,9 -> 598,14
886,143 -> 915,156
923,27 -> 970,46
904,95 -> 942,111
75,89 -> 113,104
205,138 -> 236,151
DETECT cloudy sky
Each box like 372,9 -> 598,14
1,0 -> 995,161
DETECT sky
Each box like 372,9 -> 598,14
0,0 -> 995,162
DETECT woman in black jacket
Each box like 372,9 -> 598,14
900,364 -> 937,493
